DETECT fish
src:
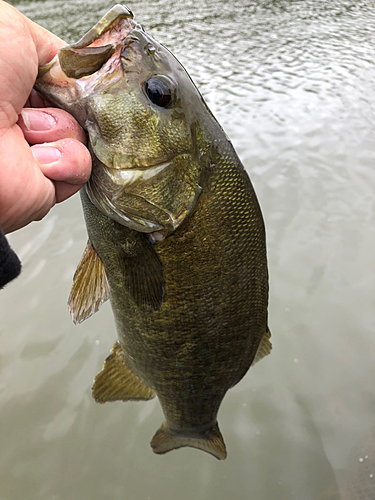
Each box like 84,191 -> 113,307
35,4 -> 271,460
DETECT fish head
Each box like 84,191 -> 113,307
35,4 -> 214,234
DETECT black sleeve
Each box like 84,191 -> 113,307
0,227 -> 21,289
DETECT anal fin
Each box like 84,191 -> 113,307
68,240 -> 110,324
93,342 -> 155,403
253,328 -> 272,364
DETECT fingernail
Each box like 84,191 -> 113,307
21,109 -> 57,131
32,146 -> 62,164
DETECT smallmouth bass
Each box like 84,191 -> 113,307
35,4 -> 271,460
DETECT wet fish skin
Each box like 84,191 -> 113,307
35,5 -> 271,460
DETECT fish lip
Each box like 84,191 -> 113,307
106,158 -> 176,172
69,5 -> 135,50
88,144 -> 185,174
109,160 -> 172,186
90,148 -> 191,171
56,7 -> 138,79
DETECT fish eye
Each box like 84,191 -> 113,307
144,78 -> 172,108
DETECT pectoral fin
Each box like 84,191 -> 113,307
253,328 -> 272,364
117,233 -> 164,311
79,188 -> 164,312
93,342 -> 155,402
68,240 -> 110,324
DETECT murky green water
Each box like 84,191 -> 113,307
1,1 -> 375,499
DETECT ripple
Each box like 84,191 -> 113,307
3,1 -> 375,499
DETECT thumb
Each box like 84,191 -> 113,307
31,138 -> 91,202
5,3 -> 65,66
0,3 -> 66,121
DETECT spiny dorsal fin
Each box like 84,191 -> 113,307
93,342 -> 155,403
68,240 -> 110,324
253,328 -> 272,364
151,421 -> 227,460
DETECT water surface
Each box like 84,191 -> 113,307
1,1 -> 375,499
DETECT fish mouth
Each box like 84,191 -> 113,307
35,5 -> 140,107
68,5 -> 135,50
57,5 -> 137,80
109,160 -> 172,185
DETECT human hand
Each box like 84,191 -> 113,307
0,2 -> 92,234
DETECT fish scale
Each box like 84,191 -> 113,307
35,4 -> 271,460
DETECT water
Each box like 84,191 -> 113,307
1,0 -> 375,498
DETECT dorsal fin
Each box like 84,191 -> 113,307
253,328 -> 272,364
68,240 -> 110,324
93,342 -> 155,403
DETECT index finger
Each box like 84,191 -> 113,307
18,107 -> 88,146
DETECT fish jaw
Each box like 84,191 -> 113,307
84,151 -> 202,234
35,5 -> 136,124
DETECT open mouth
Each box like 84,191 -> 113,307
57,5 -> 137,79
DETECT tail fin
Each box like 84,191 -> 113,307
150,421 -> 227,460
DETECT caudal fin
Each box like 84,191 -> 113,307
150,421 -> 227,460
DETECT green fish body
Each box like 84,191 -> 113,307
35,4 -> 271,460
